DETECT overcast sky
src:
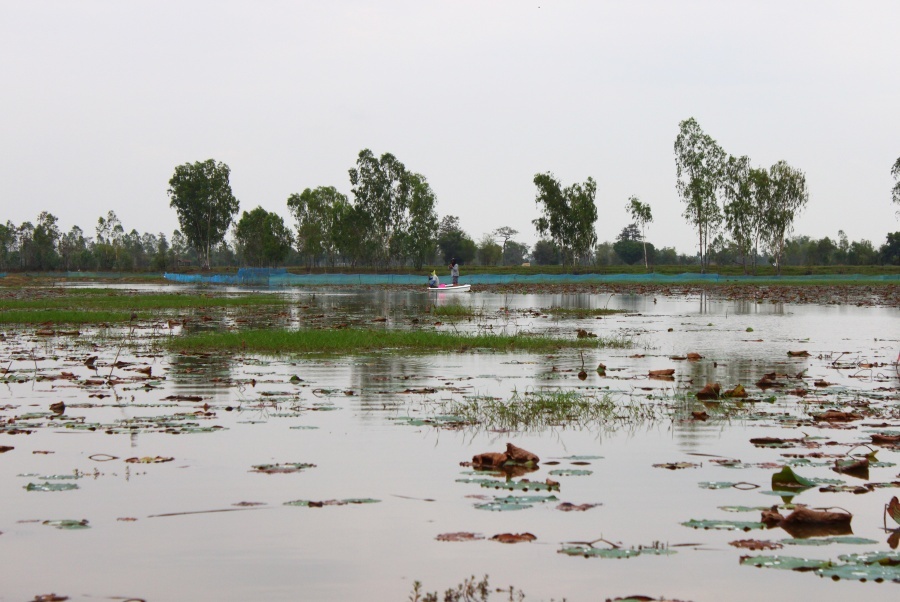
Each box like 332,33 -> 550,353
2,0 -> 898,254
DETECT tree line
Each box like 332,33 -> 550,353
1,132 -> 898,273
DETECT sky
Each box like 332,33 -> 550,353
1,0 -> 898,255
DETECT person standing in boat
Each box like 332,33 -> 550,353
449,258 -> 459,286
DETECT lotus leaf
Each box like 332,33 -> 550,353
740,555 -> 830,571
781,536 -> 877,546
682,519 -> 766,531
43,519 -> 89,530
816,563 -> 900,581
25,482 -> 79,492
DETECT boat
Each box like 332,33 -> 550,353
427,284 -> 471,292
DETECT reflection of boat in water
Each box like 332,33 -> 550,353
427,284 -> 470,292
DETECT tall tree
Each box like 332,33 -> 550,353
491,226 -> 519,265
625,196 -> 653,269
531,173 -> 598,267
401,173 -> 439,269
167,159 -> 240,270
348,149 -> 438,266
764,160 -> 809,274
674,117 -> 725,272
436,215 -> 476,265
287,186 -> 347,267
0,221 -> 17,270
32,211 -> 60,270
234,207 -> 293,267
892,157 -> 900,210
720,156 -> 756,273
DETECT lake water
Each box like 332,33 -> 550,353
1,287 -> 898,601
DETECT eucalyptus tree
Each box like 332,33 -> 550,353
892,157 -> 900,210
32,211 -> 61,270
402,173 -> 439,269
625,196 -> 653,269
234,207 -> 293,267
477,233 -> 502,266
58,225 -> 89,271
674,118 -> 725,272
764,160 -> 809,274
532,173 -> 598,267
167,159 -> 240,270
436,215 -> 476,264
0,221 -> 15,270
348,149 -> 438,266
287,186 -> 347,267
720,156 -> 756,273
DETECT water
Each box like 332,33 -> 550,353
0,287 -> 898,601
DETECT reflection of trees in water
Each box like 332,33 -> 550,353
350,354 -> 437,415
166,352 -> 234,402
678,357 -> 808,387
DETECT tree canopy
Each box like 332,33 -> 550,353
234,206 -> 293,267
531,173 -> 597,267
167,159 -> 239,270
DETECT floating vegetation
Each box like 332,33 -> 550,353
25,482 -> 80,492
250,462 -> 316,474
42,519 -> 90,530
682,519 -> 767,531
558,540 -> 675,559
742,551 -> 900,582
283,498 -> 380,507
169,328 -> 620,354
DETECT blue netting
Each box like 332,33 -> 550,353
161,271 -> 900,286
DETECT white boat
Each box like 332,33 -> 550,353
427,284 -> 470,292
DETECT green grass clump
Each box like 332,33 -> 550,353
168,328 -> 619,354
430,303 -> 482,317
0,291 -> 287,311
443,389 -> 656,431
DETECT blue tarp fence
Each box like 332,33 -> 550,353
161,269 -> 900,286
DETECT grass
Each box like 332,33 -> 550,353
442,389 -> 660,431
0,310 -> 137,324
0,291 -> 287,311
167,328 -> 622,354
430,303 -> 482,317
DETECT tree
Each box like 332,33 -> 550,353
531,173 -> 598,267
613,223 -> 652,265
502,241 -> 528,266
625,197 -> 653,269
477,234 -> 502,266
32,212 -> 60,270
167,159 -> 240,270
288,186 -> 346,267
58,225 -> 88,271
764,160 -> 809,274
892,157 -> 900,209
348,149 -> 438,267
531,239 -> 560,265
234,207 -> 293,267
401,173 -> 439,269
491,226 -> 519,265
720,156 -> 757,273
674,117 -> 725,272
436,215 -> 476,265
0,221 -> 16,270
880,232 -> 900,265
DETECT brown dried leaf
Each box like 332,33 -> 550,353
490,532 -> 536,544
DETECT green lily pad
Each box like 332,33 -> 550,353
250,462 -> 316,474
772,466 -> 817,490
283,498 -> 380,507
682,519 -> 766,531
479,479 -> 559,492
25,482 -> 79,492
781,536 -> 878,546
289,425 -> 319,430
558,546 -> 642,559
836,550 -> 900,564
817,563 -> 900,581
740,555 -> 830,571
43,519 -> 89,530
548,469 -> 592,476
